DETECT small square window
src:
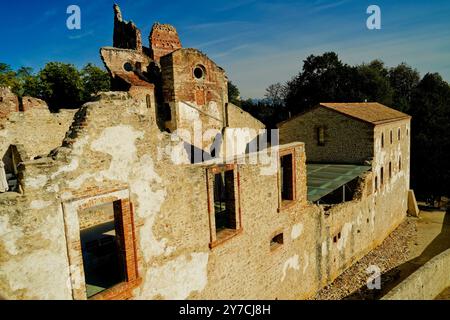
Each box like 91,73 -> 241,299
270,233 -> 284,250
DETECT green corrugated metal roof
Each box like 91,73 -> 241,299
307,164 -> 371,202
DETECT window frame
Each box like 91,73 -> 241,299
206,164 -> 242,248
278,149 -> 297,211
317,126 -> 326,146
270,231 -> 284,251
61,189 -> 140,300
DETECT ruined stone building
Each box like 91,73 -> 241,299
0,5 -> 412,300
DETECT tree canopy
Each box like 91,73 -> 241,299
0,62 -> 110,111
229,52 -> 450,202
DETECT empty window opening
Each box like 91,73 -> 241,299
390,130 -> 393,144
135,62 -> 142,72
280,154 -> 294,202
194,66 -> 205,79
381,133 -> 384,148
146,94 -> 151,109
398,128 -> 401,141
317,127 -> 325,146
375,176 -> 378,192
78,201 -> 126,298
399,156 -> 402,171
270,233 -> 284,249
338,232 -> 341,239
213,170 -> 237,234
389,162 -> 392,179
381,167 -> 384,185
123,62 -> 133,72
333,235 -> 338,243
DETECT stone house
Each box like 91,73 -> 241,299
0,5 -> 412,300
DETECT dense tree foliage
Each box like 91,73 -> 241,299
231,52 -> 450,202
227,81 -> 241,107
0,62 -> 110,111
409,73 -> 450,203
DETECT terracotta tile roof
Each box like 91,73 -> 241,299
319,102 -> 410,125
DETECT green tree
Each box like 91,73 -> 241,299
409,73 -> 450,202
0,63 -> 20,94
388,63 -> 420,113
38,62 -> 83,111
81,63 -> 110,102
284,52 -> 360,115
355,60 -> 393,106
227,81 -> 241,106
16,67 -> 41,98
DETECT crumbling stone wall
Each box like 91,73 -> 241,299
113,4 -> 142,52
21,97 -> 48,112
0,92 -> 409,300
149,23 -> 182,62
227,103 -> 265,129
160,49 -> 228,150
0,107 -> 77,160
0,87 -> 19,120
0,5 -> 411,300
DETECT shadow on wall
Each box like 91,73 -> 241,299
344,210 -> 450,300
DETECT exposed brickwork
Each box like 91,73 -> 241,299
0,87 -> 19,121
21,96 -> 47,112
149,23 -> 182,62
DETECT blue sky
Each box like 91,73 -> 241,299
1,0 -> 449,98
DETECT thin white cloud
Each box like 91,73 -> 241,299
68,30 -> 94,40
310,0 -> 352,13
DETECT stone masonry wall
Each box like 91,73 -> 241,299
0,108 -> 77,160
278,106 -> 374,164
0,87 -> 19,120
0,92 -> 408,299
227,103 -> 265,130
